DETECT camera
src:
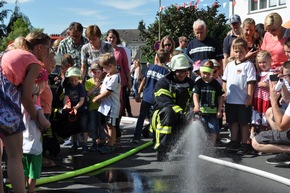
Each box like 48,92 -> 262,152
270,74 -> 279,81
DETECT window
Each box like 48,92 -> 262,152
250,0 -> 286,12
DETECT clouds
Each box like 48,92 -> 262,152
6,0 -> 32,3
97,0 -> 149,10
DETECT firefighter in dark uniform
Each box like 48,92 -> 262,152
151,54 -> 195,161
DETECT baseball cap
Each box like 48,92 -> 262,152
200,59 -> 214,73
210,59 -> 220,67
229,14 -> 241,24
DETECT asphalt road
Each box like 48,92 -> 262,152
31,118 -> 290,193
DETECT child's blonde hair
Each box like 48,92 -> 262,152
99,53 -> 116,67
232,38 -> 248,52
255,50 -> 272,70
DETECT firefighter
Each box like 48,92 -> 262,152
151,54 -> 195,161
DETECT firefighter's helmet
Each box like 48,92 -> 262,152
170,54 -> 190,71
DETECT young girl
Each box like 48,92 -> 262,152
251,51 -> 273,139
85,62 -> 106,151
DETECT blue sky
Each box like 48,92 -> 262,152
4,0 -> 229,35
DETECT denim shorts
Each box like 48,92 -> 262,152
200,114 -> 219,134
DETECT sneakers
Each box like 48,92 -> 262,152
236,143 -> 252,155
69,145 -> 78,153
266,153 -> 290,165
100,146 -> 115,154
63,140 -> 73,146
89,143 -> 98,152
82,145 -> 88,154
225,141 -> 240,152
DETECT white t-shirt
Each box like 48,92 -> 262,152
98,72 -> 121,118
222,60 -> 256,104
22,105 -> 43,155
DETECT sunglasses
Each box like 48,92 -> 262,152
163,43 -> 172,47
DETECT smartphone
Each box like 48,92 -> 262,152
270,74 -> 279,81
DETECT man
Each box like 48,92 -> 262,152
223,14 -> 242,70
57,22 -> 88,68
151,54 -> 195,161
186,19 -> 223,76
252,77 -> 290,165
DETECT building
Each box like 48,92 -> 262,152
229,0 -> 288,25
117,29 -> 146,62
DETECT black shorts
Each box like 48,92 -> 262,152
225,103 -> 252,124
255,129 -> 290,145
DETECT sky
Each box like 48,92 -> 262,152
3,0 -> 230,35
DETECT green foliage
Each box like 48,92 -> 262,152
140,2 -> 230,62
0,0 -> 11,39
0,17 -> 31,51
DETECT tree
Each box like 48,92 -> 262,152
0,17 -> 31,51
139,2 -> 230,63
0,0 -> 11,39
0,0 -> 35,51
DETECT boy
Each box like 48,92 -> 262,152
63,67 -> 89,153
193,60 -> 224,145
22,84 -> 51,193
222,38 -> 256,155
92,53 -> 121,154
130,49 -> 170,143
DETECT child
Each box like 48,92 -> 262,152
222,37 -> 256,155
210,59 -> 223,85
92,53 -> 121,154
193,60 -> 224,145
85,62 -> 106,151
22,84 -> 51,193
130,49 -> 170,143
63,67 -> 89,153
250,51 -> 273,139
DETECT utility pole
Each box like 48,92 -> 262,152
158,0 -> 161,41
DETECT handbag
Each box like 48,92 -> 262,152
0,66 -> 23,136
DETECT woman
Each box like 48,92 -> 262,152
131,59 -> 142,97
0,31 -> 50,193
155,35 -> 175,64
81,25 -> 113,81
240,18 -> 260,64
261,12 -> 290,69
106,29 -> 132,149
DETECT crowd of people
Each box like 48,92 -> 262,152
1,11 -> 290,192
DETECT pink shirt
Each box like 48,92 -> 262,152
1,49 -> 41,86
114,47 -> 129,87
261,30 -> 289,69
40,84 -> 53,114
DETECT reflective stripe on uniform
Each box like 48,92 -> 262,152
154,88 -> 172,98
172,105 -> 182,113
